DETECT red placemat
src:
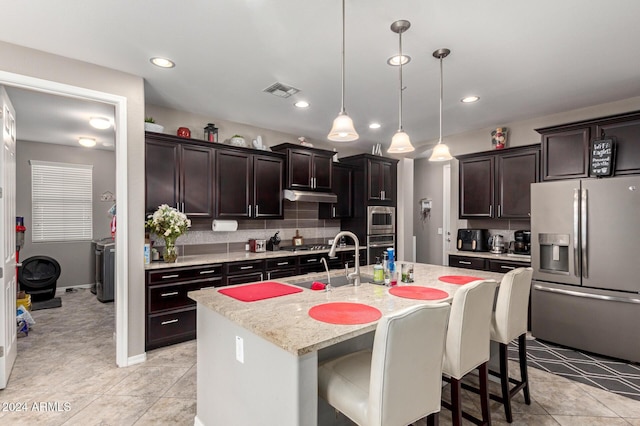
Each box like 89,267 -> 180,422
438,275 -> 485,285
309,302 -> 382,325
389,286 -> 449,300
218,281 -> 302,302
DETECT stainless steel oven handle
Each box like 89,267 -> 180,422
581,188 -> 588,278
533,284 -> 640,304
573,188 -> 580,278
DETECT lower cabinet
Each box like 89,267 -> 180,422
146,263 -> 223,351
265,257 -> 297,280
224,259 -> 265,286
449,255 -> 530,272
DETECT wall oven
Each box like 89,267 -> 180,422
367,206 -> 395,235
367,234 -> 395,265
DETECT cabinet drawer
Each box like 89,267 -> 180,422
146,307 -> 196,350
265,257 -> 297,269
225,260 -> 264,275
449,255 -> 487,270
299,254 -> 324,266
266,268 -> 297,280
148,278 -> 220,313
488,260 -> 530,273
147,264 -> 223,284
226,271 -> 264,286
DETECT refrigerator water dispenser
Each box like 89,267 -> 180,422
538,233 -> 570,274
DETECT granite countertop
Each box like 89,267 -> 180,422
145,245 -> 364,270
448,250 -> 531,263
188,263 -> 504,356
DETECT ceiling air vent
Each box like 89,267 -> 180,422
263,82 -> 300,98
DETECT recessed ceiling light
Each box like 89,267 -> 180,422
102,141 -> 114,147
89,117 -> 111,130
461,96 -> 480,103
294,101 -> 309,108
150,57 -> 175,68
387,55 -> 411,66
78,137 -> 96,147
369,123 -> 381,129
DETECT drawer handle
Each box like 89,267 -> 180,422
161,319 -> 179,325
459,261 -> 472,265
239,266 -> 254,270
500,266 -> 516,270
307,258 -> 318,263
160,291 -> 179,297
161,274 -> 180,279
277,262 -> 289,266
199,270 -> 218,275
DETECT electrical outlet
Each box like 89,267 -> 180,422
235,336 -> 244,363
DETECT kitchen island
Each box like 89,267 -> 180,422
189,262 -> 504,426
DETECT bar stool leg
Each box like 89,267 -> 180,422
519,334 -> 531,405
499,343 -> 513,422
479,362 -> 491,425
451,378 -> 463,426
426,412 -> 439,426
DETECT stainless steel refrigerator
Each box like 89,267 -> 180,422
530,175 -> 640,363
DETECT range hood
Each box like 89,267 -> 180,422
283,189 -> 337,203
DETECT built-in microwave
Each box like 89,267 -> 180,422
367,206 -> 395,235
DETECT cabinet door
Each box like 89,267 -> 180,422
381,161 -> 396,202
215,150 -> 251,218
459,156 -> 494,218
253,155 -> 283,218
288,149 -> 313,189
596,117 -> 640,176
313,153 -> 333,191
182,144 -> 214,217
497,149 -> 539,219
333,164 -> 353,218
146,140 -> 180,214
542,127 -> 590,180
367,159 -> 383,201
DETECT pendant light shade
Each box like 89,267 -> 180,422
429,48 -> 453,162
388,20 -> 414,154
328,0 -> 359,142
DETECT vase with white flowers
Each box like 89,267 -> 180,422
145,204 -> 191,263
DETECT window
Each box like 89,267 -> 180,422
30,160 -> 93,242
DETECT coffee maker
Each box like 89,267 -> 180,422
513,230 -> 531,254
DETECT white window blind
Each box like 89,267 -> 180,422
30,160 -> 93,242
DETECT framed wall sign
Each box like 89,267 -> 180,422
590,138 -> 615,177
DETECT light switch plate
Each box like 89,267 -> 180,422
235,336 -> 244,363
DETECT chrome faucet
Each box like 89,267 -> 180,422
320,257 -> 332,292
329,231 -> 361,286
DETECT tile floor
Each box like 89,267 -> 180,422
0,288 -> 639,425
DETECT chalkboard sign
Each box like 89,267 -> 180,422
590,138 -> 615,177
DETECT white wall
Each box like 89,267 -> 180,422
412,96 -> 640,265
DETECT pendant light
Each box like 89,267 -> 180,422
429,48 -> 453,161
328,0 -> 359,142
388,20 -> 415,154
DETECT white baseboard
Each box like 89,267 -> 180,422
193,415 -> 204,426
126,353 -> 147,367
56,284 -> 94,296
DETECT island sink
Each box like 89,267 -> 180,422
292,274 -> 374,289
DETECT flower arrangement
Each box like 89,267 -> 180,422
145,204 -> 191,262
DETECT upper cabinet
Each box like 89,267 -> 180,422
319,163 -> 353,219
341,154 -> 398,206
458,145 -> 540,220
537,110 -> 640,181
271,144 -> 333,192
145,133 -> 214,218
215,149 -> 284,219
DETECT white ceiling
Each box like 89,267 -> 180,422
2,0 -> 640,156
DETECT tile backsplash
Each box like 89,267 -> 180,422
149,201 -> 341,255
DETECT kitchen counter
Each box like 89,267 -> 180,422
145,245 -> 363,270
189,263 -> 504,426
449,250 -> 531,262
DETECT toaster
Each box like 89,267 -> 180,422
456,229 -> 489,252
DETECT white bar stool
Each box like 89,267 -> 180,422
318,303 -> 451,426
441,279 -> 498,426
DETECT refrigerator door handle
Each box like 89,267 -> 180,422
573,188 -> 580,277
581,188 -> 588,278
533,284 -> 640,305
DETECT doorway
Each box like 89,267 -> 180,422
0,70 -> 129,369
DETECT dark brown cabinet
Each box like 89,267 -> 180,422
145,133 -> 214,218
448,255 -> 530,272
319,163 -> 353,219
271,144 -> 333,191
367,158 -> 395,202
458,145 -> 540,219
145,263 -> 223,350
537,110 -> 640,180
215,149 -> 284,219
265,257 -> 297,280
224,259 -> 265,286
